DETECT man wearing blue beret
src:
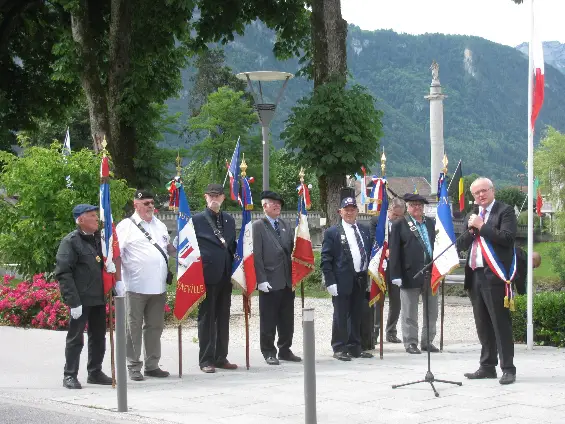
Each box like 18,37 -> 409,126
55,204 -> 114,389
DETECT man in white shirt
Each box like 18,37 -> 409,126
116,190 -> 175,381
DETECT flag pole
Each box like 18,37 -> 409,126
446,159 -> 461,192
240,155 -> 251,370
379,150 -> 386,360
223,136 -> 241,187
439,154 -> 449,353
174,152 -> 184,377
526,0 -> 535,350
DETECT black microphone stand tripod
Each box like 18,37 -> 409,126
391,231 -> 470,397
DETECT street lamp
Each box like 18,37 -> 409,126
236,71 -> 293,191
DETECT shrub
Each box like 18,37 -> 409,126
512,292 -> 565,347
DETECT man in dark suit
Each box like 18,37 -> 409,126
458,177 -> 518,385
321,196 -> 373,361
192,183 -> 238,373
253,191 -> 301,365
367,198 -> 405,345
388,193 -> 437,355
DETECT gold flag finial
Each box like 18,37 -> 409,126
299,167 -> 305,183
240,153 -> 247,177
175,151 -> 182,177
101,136 -> 108,157
442,153 -> 448,174
380,148 -> 387,177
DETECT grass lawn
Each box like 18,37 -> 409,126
532,242 -> 560,279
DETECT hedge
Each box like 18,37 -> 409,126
512,292 -> 565,347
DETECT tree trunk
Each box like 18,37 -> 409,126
70,0 -> 109,153
107,0 -> 136,183
311,0 -> 348,223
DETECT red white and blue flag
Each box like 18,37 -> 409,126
99,154 -> 120,295
431,172 -> 459,295
174,185 -> 206,321
231,176 -> 256,297
292,181 -> 314,288
368,176 -> 385,215
530,24 -> 544,132
368,177 -> 388,305
227,139 -> 241,202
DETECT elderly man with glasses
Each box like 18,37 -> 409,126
388,193 -> 437,355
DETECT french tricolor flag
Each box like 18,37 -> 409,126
530,18 -> 544,131
291,182 -> 314,288
227,139 -> 241,202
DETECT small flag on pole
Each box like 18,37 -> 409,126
227,139 -> 241,202
368,177 -> 388,305
63,128 -> 72,187
292,177 -> 315,288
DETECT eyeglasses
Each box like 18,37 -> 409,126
407,203 -> 424,208
472,187 -> 492,197
142,201 -> 155,206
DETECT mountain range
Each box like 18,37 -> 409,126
165,23 -> 565,185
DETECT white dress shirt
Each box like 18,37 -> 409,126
116,212 -> 170,294
343,222 -> 366,272
474,200 -> 495,268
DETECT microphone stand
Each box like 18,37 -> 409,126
392,230 -> 469,397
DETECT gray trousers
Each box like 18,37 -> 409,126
400,286 -> 438,349
126,291 -> 166,372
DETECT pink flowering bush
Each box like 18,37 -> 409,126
0,274 -> 69,330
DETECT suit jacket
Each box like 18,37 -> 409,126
192,208 -> 237,285
252,217 -> 293,291
388,215 -> 436,289
321,221 -> 371,296
457,200 -> 517,291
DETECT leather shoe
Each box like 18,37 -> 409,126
386,335 -> 402,343
351,351 -> 374,358
87,371 -> 112,385
405,344 -> 421,354
63,375 -> 82,389
265,356 -> 280,365
128,370 -> 144,381
278,352 -> 302,362
421,344 -> 440,353
333,351 -> 351,361
144,368 -> 170,378
499,372 -> 516,385
464,368 -> 497,379
200,365 -> 216,374
215,360 -> 238,370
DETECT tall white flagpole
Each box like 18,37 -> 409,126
526,0 -> 535,350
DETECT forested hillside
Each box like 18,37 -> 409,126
166,23 -> 565,184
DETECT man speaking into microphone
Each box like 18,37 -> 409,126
458,177 -> 518,385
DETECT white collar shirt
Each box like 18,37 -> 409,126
116,212 -> 170,294
343,221 -> 366,272
474,200 -> 495,268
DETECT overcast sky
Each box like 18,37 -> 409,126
341,0 -> 564,47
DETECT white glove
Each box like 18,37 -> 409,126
70,305 -> 83,319
392,278 -> 402,287
115,280 -> 125,296
105,261 -> 116,274
382,260 -> 388,271
327,284 -> 338,297
258,282 -> 272,292
172,236 -> 178,249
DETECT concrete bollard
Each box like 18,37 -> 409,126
114,296 -> 128,412
302,308 -> 317,424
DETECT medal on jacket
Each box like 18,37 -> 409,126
95,255 -> 101,262
478,237 -> 517,311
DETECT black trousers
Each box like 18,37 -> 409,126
374,279 -> 402,337
259,286 -> 295,359
359,293 -> 375,350
331,274 -> 365,356
64,304 -> 106,377
198,278 -> 233,367
469,270 -> 516,374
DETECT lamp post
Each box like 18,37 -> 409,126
236,71 -> 293,191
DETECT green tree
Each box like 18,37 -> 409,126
0,143 -> 133,277
496,187 -> 526,209
187,87 -> 260,186
282,81 -> 383,224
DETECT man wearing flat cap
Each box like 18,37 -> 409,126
192,183 -> 238,373
388,193 -> 437,354
253,190 -> 301,365
321,196 -> 373,361
55,204 -> 116,389
116,190 -> 173,380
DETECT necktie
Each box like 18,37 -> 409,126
470,208 -> 486,270
215,212 -> 224,237
273,220 -> 280,237
353,224 -> 367,271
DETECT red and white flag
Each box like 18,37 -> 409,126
530,24 -> 544,131
292,182 -> 314,288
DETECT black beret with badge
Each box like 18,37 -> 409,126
205,183 -> 225,195
135,189 -> 154,200
402,193 -> 429,204
260,190 -> 285,207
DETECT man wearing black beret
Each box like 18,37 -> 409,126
252,191 -> 301,365
55,204 -> 114,389
192,183 -> 238,373
388,193 -> 438,355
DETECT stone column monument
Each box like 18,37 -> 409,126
425,60 -> 447,195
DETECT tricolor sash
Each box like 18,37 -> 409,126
477,236 -> 518,311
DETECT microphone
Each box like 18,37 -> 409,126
469,204 -> 480,235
